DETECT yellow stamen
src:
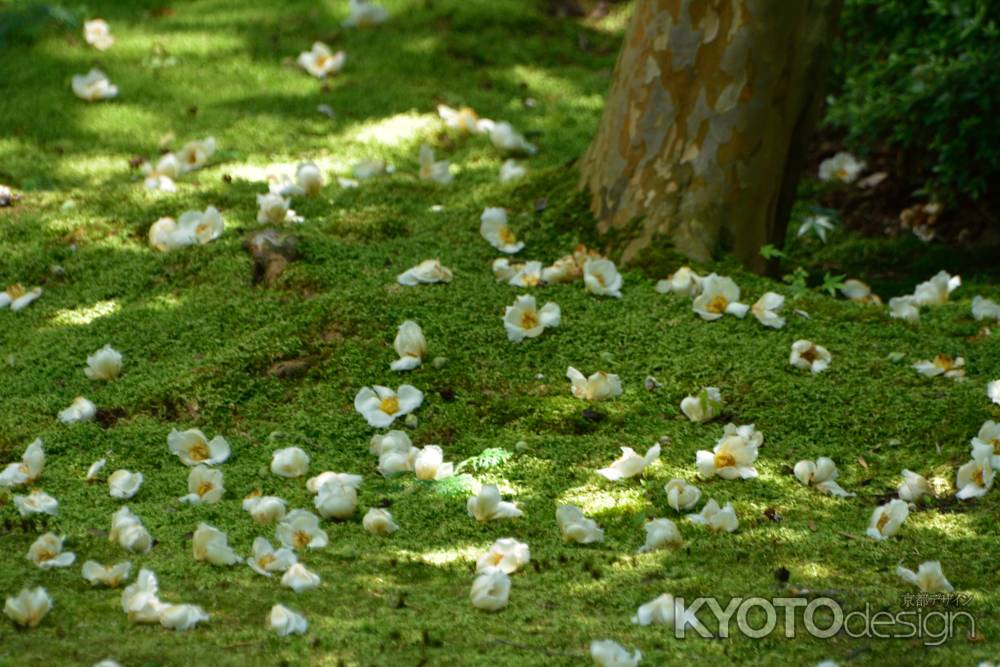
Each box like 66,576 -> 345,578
188,442 -> 210,462
520,310 -> 539,330
706,294 -> 728,314
379,396 -> 400,415
714,452 -> 736,469
498,227 -> 517,245
293,531 -> 310,549
197,481 -> 214,497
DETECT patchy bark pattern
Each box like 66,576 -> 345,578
580,0 -> 842,272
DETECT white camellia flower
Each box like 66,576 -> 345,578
476,538 -> 529,574
270,604 -> 308,636
391,320 -> 426,371
305,472 -> 362,494
159,604 -> 209,631
314,478 -> 357,520
121,569 -> 163,623
956,444 -> 994,500
82,561 -> 131,587
14,490 -> 58,517
281,563 -> 321,592
541,255 -> 583,284
108,469 -> 143,500
58,396 -> 96,424
180,465 -> 225,504
84,19 -> 113,50
839,279 -> 881,304
492,258 -> 520,283
109,507 -> 152,554
469,569 -> 510,612
467,484 -> 523,522
27,533 -> 75,569
256,193 -> 295,224
86,458 -> 107,482
818,152 -> 865,183
72,68 -> 118,101
655,266 -> 701,297
789,340 -> 832,374
351,159 -> 389,180
751,292 -> 785,329
486,121 -> 537,156
242,493 -> 287,524
437,104 -> 485,134
889,296 -> 920,322
508,261 -> 543,287
583,259 -> 623,298
192,524 -> 239,566
297,42 -> 345,78
142,153 -> 179,192
896,561 -> 954,593
912,270 -> 960,306
866,499 -> 909,540
913,354 -> 966,379
696,428 -> 758,480
4,587 -> 51,627
354,384 -> 423,427
680,387 -> 722,423
276,510 -> 329,550
271,447 -> 310,478
637,518 -> 682,553
362,508 -> 399,535
664,479 -> 701,511
372,430 -> 416,476
413,445 -> 454,481
972,295 -> 1000,321
556,505 -> 603,544
148,217 -> 185,252
343,0 -> 388,27
692,274 -> 748,320
397,259 -> 453,286
177,138 -> 216,173
418,144 -> 452,185
793,457 -> 854,497
0,438 -> 44,487
246,537 -> 296,577
504,295 -> 560,342
687,498 -> 738,533
499,159 -> 525,183
85,345 -> 122,381
988,380 -> 1000,405
590,639 -> 642,667
632,593 -> 704,632
722,423 -> 764,448
567,367 -> 622,401
0,284 -> 43,311
296,162 -> 324,197
168,428 -> 230,466
972,420 -> 1000,468
598,444 -> 661,481
480,208 -> 523,254
898,470 -> 931,502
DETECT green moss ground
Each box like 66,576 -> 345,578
0,1 -> 998,665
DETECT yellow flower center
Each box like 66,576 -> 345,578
594,272 -> 606,287
714,452 -> 736,469
379,396 -> 400,415
293,531 -> 310,549
973,467 -> 985,487
520,310 -> 539,330
197,481 -> 214,497
800,345 -> 818,363
933,354 -> 955,371
187,152 -> 198,165
875,513 -> 890,532
258,554 -> 276,568
188,442 -> 210,462
7,283 -> 25,299
836,167 -> 849,180
36,549 -> 55,562
991,439 -> 1000,454
706,294 -> 728,314
498,227 -> 517,245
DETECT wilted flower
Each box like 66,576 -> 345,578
990,380 -> 1000,405
913,354 -> 965,379
480,208 -> 523,254
896,561 -> 954,593
343,0 -> 388,28
504,295 -> 560,342
270,604 -> 308,636
508,261 -> 543,287
468,484 -> 523,521
656,267 -> 701,297
486,121 -> 536,156
121,569 -> 163,623
297,42 -> 345,78
159,604 -> 209,631
177,137 -> 216,173
470,569 -> 510,611
839,279 -> 881,305
687,498 -> 738,532
14,489 -> 59,517
4,587 -> 51,627
362,508 -> 399,535
692,274 -> 747,320
142,153 -> 179,192
418,144 -> 452,184
168,428 -> 230,466
972,295 -> 1000,321
793,457 -> 854,497
956,444 -> 994,500
242,493 -> 287,524
58,396 -> 96,424
866,499 -> 909,540
751,292 -> 785,329
0,438 -> 44,487
276,510 -> 328,550
85,345 -> 122,381
109,507 -> 152,553
567,367 -> 622,401
82,561 -> 131,587
0,284 -> 43,311
108,469 -> 143,500
72,69 -> 118,101
912,270 -> 960,306
271,447 -> 309,478
664,479 -> 701,511
354,385 -> 423,427
296,162 -> 324,196
437,104 -> 485,134
696,429 -> 758,480
246,537 -> 296,577
637,518 -> 682,553
371,430 -> 416,475
590,640 -> 642,667
889,296 -> 920,323
476,538 -> 529,574
314,478 -> 357,520
598,444 -> 660,481
192,524 -> 239,566
27,533 -> 75,569
180,465 -> 224,504
818,152 -> 865,183
281,563 -> 321,592
632,593 -> 703,632
680,387 -> 722,423
898,470 -> 931,502
499,159 -> 525,183
556,505 -> 603,544
86,458 -> 107,482
972,420 -> 1000,468
413,445 -> 454,481
256,193 -> 295,224
391,320 -> 426,371
84,19 -> 113,50
789,340 -> 832,374
583,259 -> 623,298
397,259 -> 453,285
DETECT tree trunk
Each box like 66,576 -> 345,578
579,0 -> 842,273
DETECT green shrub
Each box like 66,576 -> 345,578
826,0 -> 1000,204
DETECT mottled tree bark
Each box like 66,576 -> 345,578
579,0 -> 842,272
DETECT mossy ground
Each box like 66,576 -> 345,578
0,1 -> 998,666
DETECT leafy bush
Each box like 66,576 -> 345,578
826,0 -> 1000,203
0,3 -> 80,47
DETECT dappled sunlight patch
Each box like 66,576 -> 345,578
557,482 -> 646,516
48,299 -> 120,327
350,112 -> 439,147
391,544 -> 482,568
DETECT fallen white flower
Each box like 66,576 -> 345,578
314,478 -> 357,520
468,484 -> 523,521
590,639 -> 642,667
242,493 -> 287,524
687,498 -> 738,533
956,444 -> 994,500
866,499 -> 909,540
85,345 -> 122,381
692,274 -> 748,320
567,367 -> 622,401
72,68 -> 118,101
913,354 -> 965,379
86,458 -> 107,482
598,444 -> 660,481
246,537 -> 296,577
889,295 -> 920,322
696,429 -> 758,480
972,420 -> 1000,468
192,523 -> 240,566
499,159 -> 525,183
632,593 -> 703,632
990,380 -> 1000,405
58,396 -> 96,424
839,279 -> 880,304
480,207 -> 523,254
281,563 -> 321,592
276,510 -> 328,550
27,533 -> 75,569
556,505 -> 604,544
584,259 -> 623,298
4,587 -> 51,627
638,518 -> 682,553
664,479 -> 701,511
413,445 -> 454,481
655,266 -> 701,297
793,457 -> 854,497
680,387 -> 721,423
257,193 -> 296,224
0,437 -> 44,488
818,152 -> 865,183
271,446 -> 310,478
343,0 -> 388,28
306,472 -> 363,494
160,604 -> 209,631
476,538 -> 529,574
177,137 -> 216,173
789,340 -> 832,373
469,569 -> 510,611
418,144 -> 452,185
14,489 -> 58,517
898,469 -> 931,502
391,320 -> 426,371
362,508 -> 399,535
354,384 -> 423,427
751,292 -> 785,329
82,561 -> 131,587
270,604 -> 308,636
913,270 -> 961,306
180,465 -> 224,504
296,162 -> 324,197
108,469 -> 143,500
437,104 -> 485,134
297,42 -> 345,79
896,561 -> 954,593
0,284 -> 43,311
508,260 -> 543,287
109,507 -> 152,553
84,19 -> 113,50
168,428 -> 230,466
142,153 -> 178,192
398,259 -> 453,285
504,294 -> 560,342
121,569 -> 163,623
487,121 -> 537,156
